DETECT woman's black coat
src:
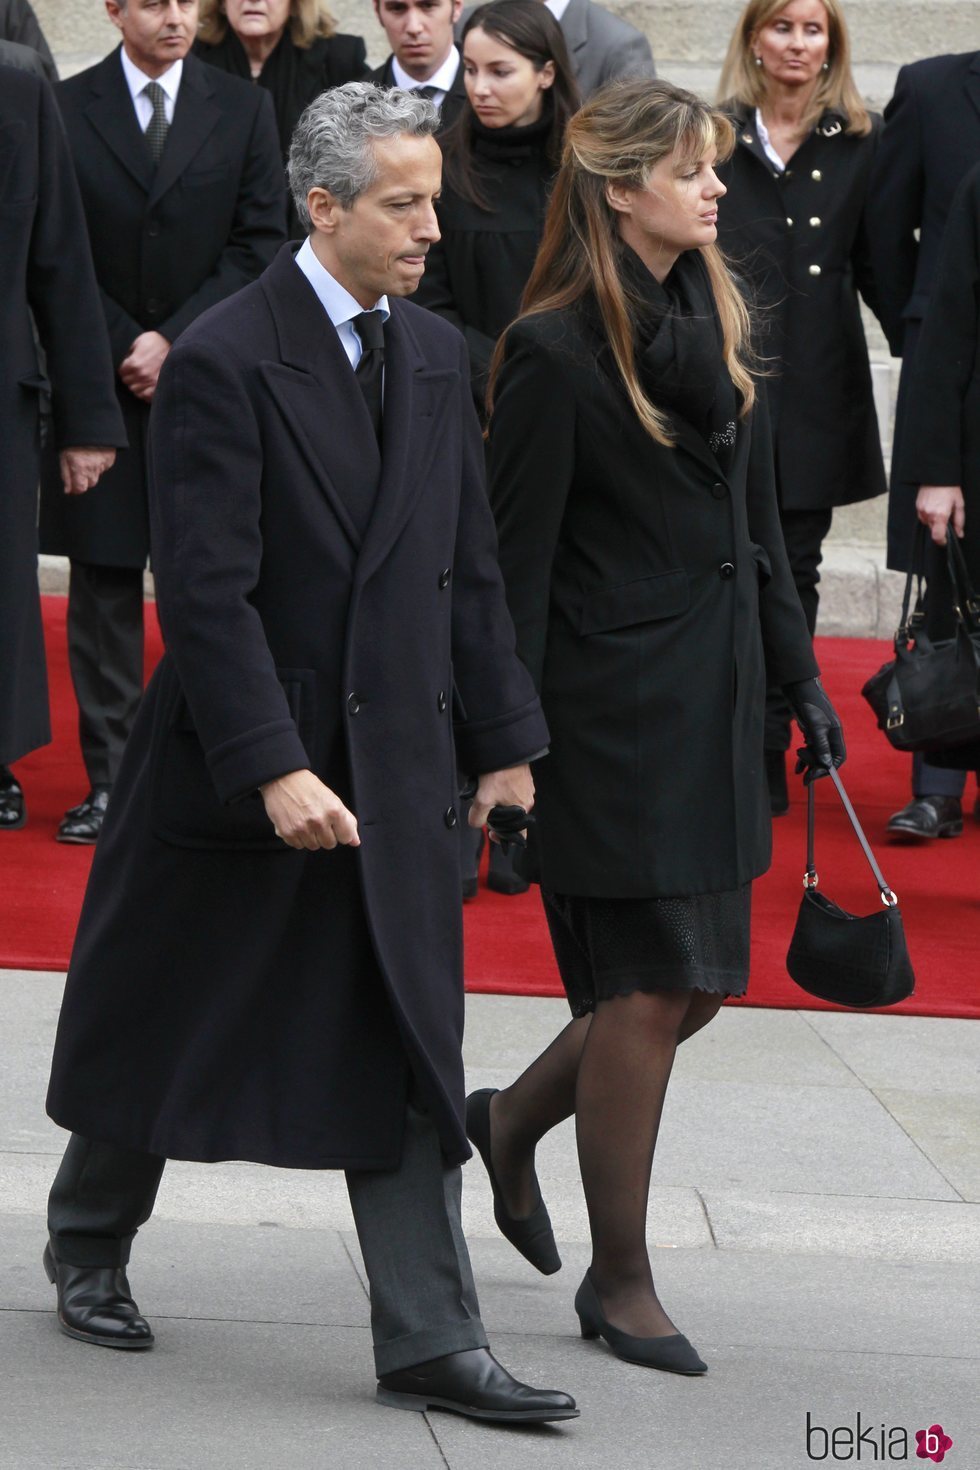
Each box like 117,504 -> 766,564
715,105 -> 885,512
902,161 -> 980,624
0,68 -> 125,764
487,300 -> 818,898
415,116 -> 554,409
194,28 -> 369,236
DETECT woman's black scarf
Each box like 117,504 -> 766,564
621,245 -> 738,469
194,28 -> 319,161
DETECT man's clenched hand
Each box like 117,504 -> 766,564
260,769 -> 360,851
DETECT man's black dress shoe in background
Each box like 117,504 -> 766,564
43,1243 -> 154,1349
56,785 -> 111,844
886,795 -> 963,841
0,767 -> 26,830
377,1347 -> 578,1422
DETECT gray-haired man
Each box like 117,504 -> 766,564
42,84 -> 577,1425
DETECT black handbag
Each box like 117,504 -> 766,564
786,768 -> 915,1009
862,526 -> 980,753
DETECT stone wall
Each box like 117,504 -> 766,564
32,0 -> 980,95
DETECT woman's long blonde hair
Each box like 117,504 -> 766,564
198,0 -> 337,49
488,79 -> 755,446
717,0 -> 870,136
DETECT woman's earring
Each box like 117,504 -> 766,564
821,60 -> 829,71
754,55 -> 763,67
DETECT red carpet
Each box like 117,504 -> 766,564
2,601 -> 978,1017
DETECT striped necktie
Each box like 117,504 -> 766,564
352,311 -> 385,446
143,81 -> 169,164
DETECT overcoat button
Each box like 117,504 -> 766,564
147,221 -> 161,237
439,568 -> 451,588
811,169 -> 822,181
347,693 -> 360,715
711,482 -> 727,499
437,690 -> 447,712
719,562 -> 736,580
809,216 -> 821,227
444,806 -> 457,828
808,264 -> 822,276
145,298 -> 161,315
785,216 -> 793,227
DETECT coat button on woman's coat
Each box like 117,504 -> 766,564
437,691 -> 447,712
719,562 -> 735,579
347,692 -> 360,715
444,806 -> 457,828
439,568 -> 451,589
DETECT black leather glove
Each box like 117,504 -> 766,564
784,677 -> 846,781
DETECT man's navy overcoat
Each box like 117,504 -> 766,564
46,245 -> 548,1170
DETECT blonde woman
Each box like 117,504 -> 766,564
195,0 -> 368,230
716,0 -> 883,812
469,78 -> 845,1373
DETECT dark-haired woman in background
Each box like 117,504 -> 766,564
417,0 -> 578,896
195,0 -> 368,234
417,0 -> 578,413
715,0 -> 882,813
470,78 -> 844,1371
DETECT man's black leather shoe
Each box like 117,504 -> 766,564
0,768 -> 26,830
56,785 -> 111,845
377,1347 -> 579,1422
43,1243 -> 154,1349
886,795 -> 963,841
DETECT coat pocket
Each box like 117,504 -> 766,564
152,668 -> 315,850
749,543 -> 773,587
579,570 -> 689,635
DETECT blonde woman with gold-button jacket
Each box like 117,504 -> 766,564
716,0 -> 884,811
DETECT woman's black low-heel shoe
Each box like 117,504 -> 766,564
574,1271 -> 706,1375
465,1088 -> 561,1275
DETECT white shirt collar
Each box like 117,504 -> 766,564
391,44 -> 459,99
294,237 -> 390,333
119,46 -> 183,108
754,109 -> 786,173
544,0 -> 571,23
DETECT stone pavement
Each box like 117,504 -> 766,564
1,972 -> 977,1470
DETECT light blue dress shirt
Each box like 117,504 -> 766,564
294,237 -> 391,371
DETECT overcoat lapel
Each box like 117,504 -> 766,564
84,49 -> 154,195
559,0 -> 588,63
149,56 -> 221,207
357,304 -> 459,584
259,247 -> 381,549
966,54 -> 980,126
669,413 -> 739,484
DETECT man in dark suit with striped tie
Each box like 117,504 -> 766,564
369,0 -> 468,131
39,0 -> 285,844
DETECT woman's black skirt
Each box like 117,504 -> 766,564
541,884 -> 751,1018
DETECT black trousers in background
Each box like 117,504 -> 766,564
47,1103 -> 487,1376
764,506 -> 834,752
66,561 -> 145,788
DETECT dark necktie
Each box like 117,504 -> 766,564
352,311 -> 385,445
411,84 -> 439,101
143,81 -> 169,165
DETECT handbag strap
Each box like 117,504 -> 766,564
804,767 -> 898,908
